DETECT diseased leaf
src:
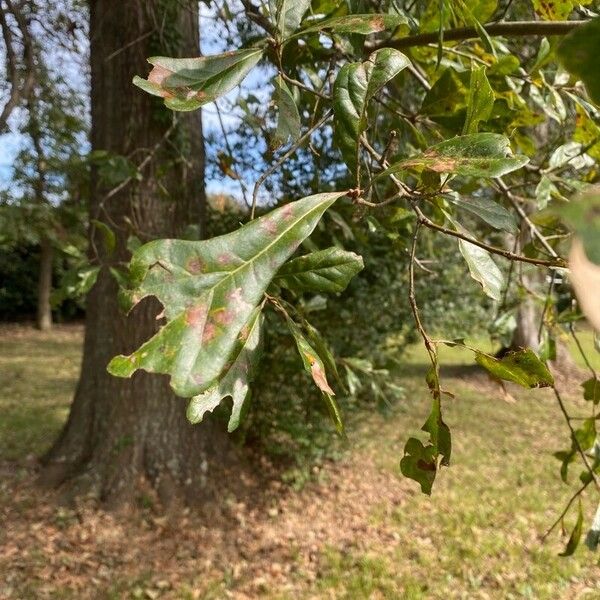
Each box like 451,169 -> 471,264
333,48 -> 411,173
275,247 -> 364,294
560,500 -> 584,557
463,66 -> 494,134
285,317 -> 344,434
449,195 -> 517,233
400,437 -> 438,495
187,308 -> 263,431
558,17 -> 600,106
296,14 -> 407,37
107,192 -> 347,398
133,48 -> 263,111
378,133 -> 529,179
475,348 -> 554,388
458,239 -> 504,301
272,76 -> 301,149
277,0 -> 312,38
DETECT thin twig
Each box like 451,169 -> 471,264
541,481 -> 590,542
369,20 -> 587,52
251,109 -> 333,219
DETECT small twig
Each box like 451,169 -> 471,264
553,386 -> 600,492
251,109 -> 333,219
369,20 -> 587,52
541,481 -> 590,542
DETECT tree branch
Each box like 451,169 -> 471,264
370,20 -> 586,52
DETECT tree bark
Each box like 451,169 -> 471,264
41,0 -> 237,509
36,236 -> 53,331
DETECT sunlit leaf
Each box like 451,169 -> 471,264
107,192 -> 347,398
187,308 -> 263,431
133,48 -> 264,111
275,247 -> 364,293
297,14 -> 407,37
333,48 -> 410,173
463,66 -> 494,134
475,348 -> 554,388
379,134 -> 529,179
458,239 -> 504,301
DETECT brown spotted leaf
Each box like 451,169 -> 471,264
378,133 -> 528,180
107,192 -> 347,398
133,48 -> 263,111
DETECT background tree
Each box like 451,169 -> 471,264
39,0 -> 236,508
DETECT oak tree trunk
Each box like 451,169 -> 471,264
41,0 -> 238,509
36,236 -> 53,331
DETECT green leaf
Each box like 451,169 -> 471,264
333,48 -> 411,173
574,418 -> 596,451
133,48 -> 264,111
449,195 -> 517,233
558,17 -> 600,106
277,0 -> 312,38
582,377 -> 600,404
475,348 -> 554,388
107,192 -> 346,398
378,134 -> 529,179
187,308 -> 263,432
458,239 -> 504,301
296,14 -> 407,37
275,247 -> 364,293
272,76 -> 301,149
422,396 -> 452,467
559,500 -> 584,557
285,317 -> 344,434
91,220 -> 116,255
463,66 -> 494,134
400,437 -> 438,495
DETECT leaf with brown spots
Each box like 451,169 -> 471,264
378,133 -> 528,180
107,192 -> 347,399
187,308 -> 263,431
133,48 -> 263,112
291,13 -> 407,39
285,316 -> 344,434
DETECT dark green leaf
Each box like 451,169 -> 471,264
333,48 -> 410,173
463,66 -> 494,134
107,192 -> 346,398
187,308 -> 263,431
275,247 -> 364,293
583,377 -> 600,404
475,348 -> 554,388
91,220 -> 116,255
559,500 -> 584,557
272,76 -> 301,149
558,17 -> 600,106
450,195 -> 516,233
378,134 -> 529,179
133,48 -> 263,111
400,437 -> 438,495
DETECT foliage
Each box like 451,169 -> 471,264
101,0 -> 600,553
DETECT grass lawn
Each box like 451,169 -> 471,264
1,324 -> 600,599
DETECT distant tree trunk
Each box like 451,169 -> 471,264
36,236 -> 53,331
41,0 -> 238,508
